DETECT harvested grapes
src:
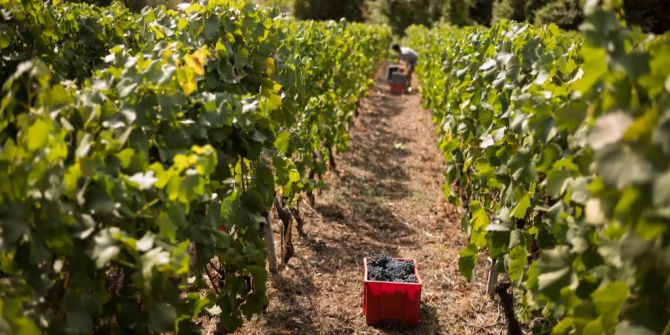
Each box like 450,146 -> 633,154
366,255 -> 418,283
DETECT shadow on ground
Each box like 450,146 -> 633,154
373,303 -> 443,335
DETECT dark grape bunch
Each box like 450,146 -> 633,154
366,255 -> 418,283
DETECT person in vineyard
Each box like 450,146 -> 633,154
391,44 -> 418,92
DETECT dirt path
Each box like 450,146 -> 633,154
237,75 -> 502,334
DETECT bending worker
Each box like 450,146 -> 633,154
391,44 -> 418,91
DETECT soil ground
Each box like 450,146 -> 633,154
232,72 -> 503,334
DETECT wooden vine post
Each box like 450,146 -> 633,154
486,258 -> 499,298
264,212 -> 278,274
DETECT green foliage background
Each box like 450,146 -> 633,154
284,0 -> 669,36
293,0 -> 366,21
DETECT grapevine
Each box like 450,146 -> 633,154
0,0 -> 390,333
408,3 -> 670,333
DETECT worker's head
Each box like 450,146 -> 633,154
392,44 -> 400,53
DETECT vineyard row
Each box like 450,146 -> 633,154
408,4 -> 670,334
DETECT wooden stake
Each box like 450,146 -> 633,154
264,212 -> 277,274
487,258 -> 499,298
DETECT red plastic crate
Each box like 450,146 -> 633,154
389,83 -> 405,95
362,257 -> 422,327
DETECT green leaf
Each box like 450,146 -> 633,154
589,112 -> 633,150
583,318 -> 605,335
546,169 -> 573,197
0,31 -> 9,49
63,164 -> 82,197
92,228 -> 120,268
288,169 -> 300,183
156,212 -> 177,243
458,244 -> 478,282
569,177 -> 589,205
507,245 -> 527,284
0,299 -> 41,335
149,301 -> 177,332
136,232 -> 156,252
508,150 -> 533,182
487,231 -> 509,259
274,130 -> 290,154
479,59 -> 496,71
116,148 -> 135,168
653,171 -> 670,206
468,202 -> 489,248
63,293 -> 94,334
552,317 -> 575,335
574,45 -> 607,93
128,171 -> 158,190
554,102 -> 587,132
25,119 -> 50,151
594,144 -> 654,189
141,247 -> 170,279
511,194 -> 531,219
117,77 -> 138,98
535,246 -> 576,301
193,145 -> 217,175
614,321 -> 659,335
592,281 -> 627,327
